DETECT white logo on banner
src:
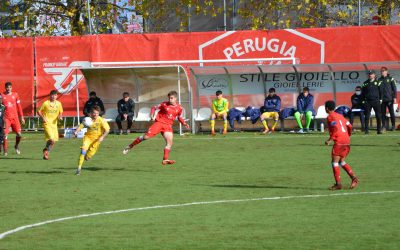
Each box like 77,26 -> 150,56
197,75 -> 229,95
43,61 -> 91,94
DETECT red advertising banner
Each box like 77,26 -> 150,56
0,38 -> 34,116
35,36 -> 93,116
35,25 -> 400,115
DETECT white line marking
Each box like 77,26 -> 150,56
1,190 -> 399,240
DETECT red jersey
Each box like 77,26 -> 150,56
327,112 -> 352,145
151,102 -> 185,126
1,92 -> 23,119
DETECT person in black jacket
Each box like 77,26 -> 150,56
349,86 -> 365,131
116,92 -> 135,134
362,70 -> 382,134
0,95 -> 5,148
83,91 -> 105,117
379,67 -> 397,131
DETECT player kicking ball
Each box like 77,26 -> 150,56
325,100 -> 359,190
123,91 -> 190,165
38,90 -> 63,160
74,106 -> 110,175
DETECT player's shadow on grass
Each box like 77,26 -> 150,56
6,170 -> 66,174
0,157 -> 41,160
205,184 -> 325,191
55,167 -> 126,171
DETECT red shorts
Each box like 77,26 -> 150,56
145,122 -> 173,138
4,117 -> 21,135
332,144 -> 350,158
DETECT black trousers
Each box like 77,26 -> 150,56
0,122 -> 3,144
116,114 -> 134,130
364,101 -> 382,132
349,111 -> 365,130
381,101 -> 396,129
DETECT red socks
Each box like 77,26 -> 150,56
130,136 -> 144,148
163,147 -> 170,160
341,163 -> 354,178
332,166 -> 341,184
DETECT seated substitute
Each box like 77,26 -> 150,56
210,90 -> 229,135
260,88 -> 281,133
294,87 -> 315,133
83,91 -> 105,117
116,92 -> 135,135
349,86 -> 365,131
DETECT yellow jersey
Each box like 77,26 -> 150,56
212,98 -> 229,113
39,100 -> 63,126
80,116 -> 110,139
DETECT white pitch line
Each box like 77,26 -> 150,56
1,190 -> 399,240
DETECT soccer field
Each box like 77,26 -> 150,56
1,132 -> 400,249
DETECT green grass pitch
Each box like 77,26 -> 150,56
1,131 -> 400,249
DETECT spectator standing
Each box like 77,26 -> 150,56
349,86 -> 365,131
378,67 -> 397,131
362,70 -> 382,134
83,91 -> 105,117
116,92 -> 135,135
294,87 -> 315,133
260,88 -> 281,133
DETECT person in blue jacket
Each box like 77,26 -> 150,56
260,88 -> 281,133
294,87 -> 315,133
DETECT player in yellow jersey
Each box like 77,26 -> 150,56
74,106 -> 110,175
210,90 -> 229,135
38,90 -> 63,160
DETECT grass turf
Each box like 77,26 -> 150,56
0,131 -> 399,249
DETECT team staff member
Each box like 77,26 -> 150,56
116,92 -> 135,134
362,70 -> 382,134
0,82 -> 25,156
74,106 -> 110,175
83,91 -> 105,117
349,86 -> 365,131
379,67 -> 397,131
210,90 -> 229,135
38,90 -> 63,160
260,88 -> 281,133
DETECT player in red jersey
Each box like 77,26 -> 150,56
122,91 -> 190,165
1,82 -> 25,156
325,100 -> 359,190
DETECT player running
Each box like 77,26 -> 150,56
325,100 -> 359,190
74,106 -> 110,175
38,90 -> 63,160
0,82 -> 25,156
123,91 -> 190,165
210,90 -> 229,135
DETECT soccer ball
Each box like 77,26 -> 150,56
82,117 -> 93,127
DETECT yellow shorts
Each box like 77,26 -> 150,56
261,112 -> 279,120
44,124 -> 59,141
213,111 -> 228,119
82,136 -> 101,159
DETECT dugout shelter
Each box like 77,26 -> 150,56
79,65 -> 191,134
